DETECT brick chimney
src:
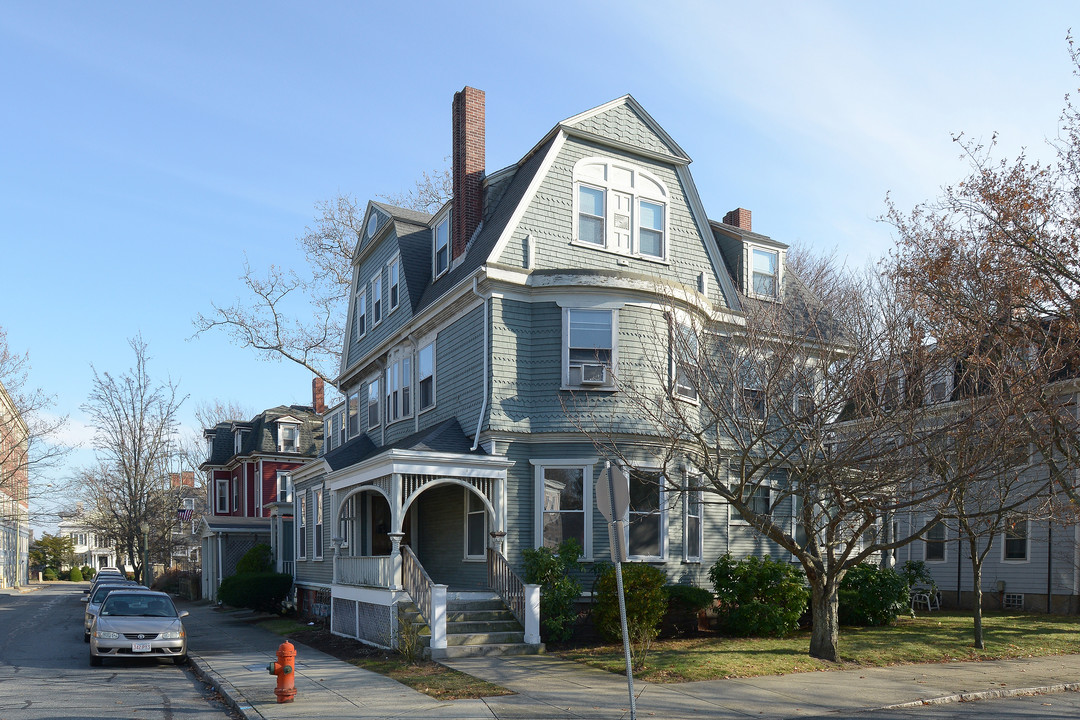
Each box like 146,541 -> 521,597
452,86 -> 485,261
723,207 -> 752,231
312,377 -> 326,415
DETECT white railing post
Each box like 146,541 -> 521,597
430,583 -> 448,650
332,554 -> 338,584
388,532 -> 405,590
524,583 -> 541,645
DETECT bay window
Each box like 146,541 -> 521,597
628,470 -> 664,560
418,342 -> 435,411
565,308 -> 616,388
366,379 -> 380,429
385,356 -> 412,422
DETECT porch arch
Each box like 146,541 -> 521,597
400,476 -> 497,531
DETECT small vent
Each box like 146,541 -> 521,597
1003,593 -> 1024,610
580,364 -> 607,386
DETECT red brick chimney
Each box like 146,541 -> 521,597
312,377 -> 326,415
723,207 -> 752,231
452,86 -> 485,261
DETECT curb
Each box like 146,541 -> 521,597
880,682 -> 1080,710
189,653 -> 265,720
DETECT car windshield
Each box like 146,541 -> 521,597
91,585 -> 132,604
100,595 -> 177,618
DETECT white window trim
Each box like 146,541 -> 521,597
232,476 -> 240,513
347,390 -> 360,439
215,479 -> 229,514
276,471 -> 292,503
748,246 -> 781,301
277,422 -> 300,453
683,471 -> 703,563
671,320 -> 700,404
370,273 -> 383,328
297,491 -> 307,560
923,519 -> 948,563
464,488 -> 487,561
571,157 -> 670,263
418,341 -> 436,413
313,489 -> 323,560
388,256 -> 401,313
365,376 -> 380,430
433,209 -> 451,279
384,350 -> 413,424
353,291 -> 366,343
1000,519 -> 1031,563
531,460 -> 595,561
625,467 -> 667,562
729,483 -> 772,526
562,307 -> 619,390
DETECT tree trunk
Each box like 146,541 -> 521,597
971,557 -> 984,650
809,581 -> 841,661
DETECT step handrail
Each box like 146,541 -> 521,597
487,547 -> 526,625
401,545 -> 433,623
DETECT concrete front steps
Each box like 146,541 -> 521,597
400,590 -> 544,659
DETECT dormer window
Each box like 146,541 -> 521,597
388,257 -> 400,312
366,212 -> 379,239
752,248 -> 778,298
434,210 -> 451,278
572,158 -> 669,261
205,434 -> 214,461
233,430 -> 245,455
278,423 -> 300,453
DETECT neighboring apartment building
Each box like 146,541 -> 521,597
168,471 -> 204,571
199,388 -> 323,599
290,88 -> 800,652
0,379 -> 29,588
57,505 -> 120,570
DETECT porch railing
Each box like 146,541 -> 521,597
335,555 -> 393,587
488,547 -> 542,645
401,545 -> 446,651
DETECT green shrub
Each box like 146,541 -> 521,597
899,560 -> 937,592
218,572 -> 293,612
68,566 -> 83,582
708,554 -> 809,637
838,563 -> 910,626
662,583 -> 714,636
82,566 -> 96,580
522,538 -> 582,642
42,567 -> 58,581
235,543 -> 273,575
593,563 -> 668,669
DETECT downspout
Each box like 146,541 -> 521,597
1047,522 -> 1053,613
471,278 -> 489,452
407,333 -> 420,434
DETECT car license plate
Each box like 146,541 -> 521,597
132,642 -> 151,652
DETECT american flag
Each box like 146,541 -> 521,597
177,506 -> 193,523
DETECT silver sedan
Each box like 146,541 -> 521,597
89,590 -> 188,666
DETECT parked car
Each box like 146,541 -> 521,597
83,582 -> 144,642
89,590 -> 188,666
85,570 -> 126,594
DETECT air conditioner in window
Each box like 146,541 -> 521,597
580,364 -> 608,385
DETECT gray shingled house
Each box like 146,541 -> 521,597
290,88 -> 798,655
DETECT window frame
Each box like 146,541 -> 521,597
563,307 -> 618,390
418,341 -> 436,412
730,484 -> 772,525
313,489 -> 323,560
366,377 -> 380,429
353,290 -> 366,342
297,491 -> 307,560
388,256 -> 400,312
1001,518 -> 1030,563
347,390 -> 360,438
384,354 -> 413,423
232,477 -> 239,512
370,273 -> 383,327
464,489 -> 487,561
683,473 -> 703,563
571,157 -> 670,262
215,479 -> 229,514
751,247 -> 779,299
924,520 -> 947,563
625,468 -> 666,561
671,320 -> 699,402
276,471 -> 292,503
433,210 -> 451,279
532,461 -> 593,560
278,422 -> 300,453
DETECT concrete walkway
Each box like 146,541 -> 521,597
180,600 -> 1080,719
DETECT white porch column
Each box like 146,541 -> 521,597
388,532 -> 405,591
390,472 -> 403,532
430,583 -> 448,650
523,583 -> 541,645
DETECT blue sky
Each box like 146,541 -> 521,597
2,2 -> 1075,530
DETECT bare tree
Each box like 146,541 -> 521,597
74,337 -> 186,583
194,168 -> 452,382
567,262 -> 960,662
0,325 -> 68,525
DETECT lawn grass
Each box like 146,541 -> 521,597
257,618 -> 311,636
556,611 -> 1080,683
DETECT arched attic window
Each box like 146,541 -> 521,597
573,157 -> 669,261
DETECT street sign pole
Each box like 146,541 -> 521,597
598,461 -> 636,720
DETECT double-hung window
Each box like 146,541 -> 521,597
297,492 -> 307,559
215,479 -> 229,513
418,342 -> 435,411
565,308 -> 616,388
924,521 -> 946,562
752,248 -> 778,298
1003,519 -> 1029,562
434,211 -> 450,278
732,484 -> 771,524
465,491 -> 486,560
366,379 -> 380,429
354,291 -> 366,342
278,423 -> 299,453
347,390 -> 359,438
537,466 -> 587,553
388,257 -> 400,312
322,418 -> 333,453
385,355 -> 412,422
628,470 -> 664,560
671,322 -> 698,401
371,274 -> 383,327
684,475 -> 703,562
276,472 -> 292,503
313,490 -> 323,559
573,158 -> 668,260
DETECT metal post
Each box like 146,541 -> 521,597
608,469 -> 636,720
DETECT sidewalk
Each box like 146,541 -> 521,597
181,600 -> 1080,719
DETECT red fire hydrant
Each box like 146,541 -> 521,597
267,641 -> 297,703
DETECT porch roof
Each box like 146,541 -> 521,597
200,516 -> 270,538
323,418 -> 484,472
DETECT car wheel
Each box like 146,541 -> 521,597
89,654 -> 102,667
83,632 -> 90,643
173,654 -> 187,666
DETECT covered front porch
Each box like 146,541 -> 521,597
317,431 -> 538,653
